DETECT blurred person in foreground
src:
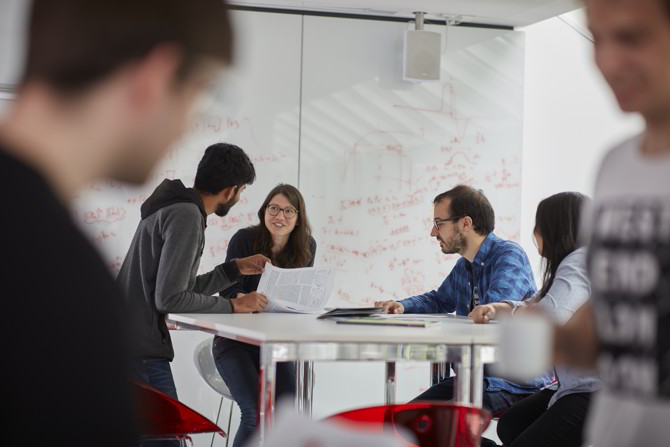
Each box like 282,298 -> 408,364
0,0 -> 236,445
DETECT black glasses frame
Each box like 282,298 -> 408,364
433,215 -> 465,230
266,204 -> 298,219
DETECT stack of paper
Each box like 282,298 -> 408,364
257,263 -> 336,313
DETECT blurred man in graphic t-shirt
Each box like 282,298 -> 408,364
554,1 -> 670,446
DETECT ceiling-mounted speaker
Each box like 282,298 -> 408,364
403,29 -> 442,82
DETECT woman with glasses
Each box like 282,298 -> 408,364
469,192 -> 601,447
212,183 -> 316,447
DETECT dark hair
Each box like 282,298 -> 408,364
534,192 -> 590,298
253,184 -> 313,269
194,143 -> 256,195
22,0 -> 234,92
433,185 -> 495,236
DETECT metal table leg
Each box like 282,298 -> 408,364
471,345 -> 484,408
385,361 -> 396,405
295,361 -> 314,417
430,362 -> 449,386
295,362 -> 303,413
259,344 -> 277,444
454,346 -> 472,404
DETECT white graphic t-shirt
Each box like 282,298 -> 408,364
584,134 -> 670,447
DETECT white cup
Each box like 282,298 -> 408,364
493,313 -> 553,382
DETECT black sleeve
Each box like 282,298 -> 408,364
2,151 -> 138,445
220,229 -> 254,298
307,237 -> 317,267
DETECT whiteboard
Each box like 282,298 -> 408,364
300,17 -> 525,306
69,15 -> 527,311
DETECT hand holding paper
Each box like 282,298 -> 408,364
235,254 -> 272,275
231,292 -> 268,313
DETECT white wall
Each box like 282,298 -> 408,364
519,9 -> 644,279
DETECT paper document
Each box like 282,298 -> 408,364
257,263 -> 335,313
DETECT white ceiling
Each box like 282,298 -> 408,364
229,0 -> 582,27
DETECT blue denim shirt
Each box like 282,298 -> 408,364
399,233 -> 555,394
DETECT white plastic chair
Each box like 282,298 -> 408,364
194,338 -> 235,447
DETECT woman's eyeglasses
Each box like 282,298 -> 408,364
267,204 -> 298,219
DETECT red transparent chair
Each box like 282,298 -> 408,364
328,402 -> 492,447
133,380 -> 226,446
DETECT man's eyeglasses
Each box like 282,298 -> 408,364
267,204 -> 298,219
433,215 -> 464,231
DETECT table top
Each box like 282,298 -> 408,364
166,313 -> 500,346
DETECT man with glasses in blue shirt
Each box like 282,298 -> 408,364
375,185 -> 552,416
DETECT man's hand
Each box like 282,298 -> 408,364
236,255 -> 271,275
374,300 -> 405,314
469,304 -> 496,323
231,292 -> 268,313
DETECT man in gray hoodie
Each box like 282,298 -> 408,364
118,143 -> 269,400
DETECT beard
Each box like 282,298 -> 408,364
439,228 -> 468,255
215,200 -> 235,217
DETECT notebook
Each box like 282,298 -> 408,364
333,317 -> 440,328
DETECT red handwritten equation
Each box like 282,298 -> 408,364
190,115 -> 241,133
82,179 -> 124,194
83,206 -> 127,225
108,256 -> 124,274
208,240 -> 230,259
207,212 -> 257,231
307,78 -> 524,307
92,230 -> 117,244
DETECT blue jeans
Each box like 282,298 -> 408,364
133,358 -> 178,399
132,359 -> 179,447
213,336 -> 296,447
413,376 -> 531,415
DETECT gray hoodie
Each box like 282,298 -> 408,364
117,179 -> 239,360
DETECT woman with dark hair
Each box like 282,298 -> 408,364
469,192 -> 601,447
212,184 -> 316,447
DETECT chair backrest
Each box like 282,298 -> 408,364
328,402 -> 492,447
193,337 -> 233,399
132,380 -> 225,439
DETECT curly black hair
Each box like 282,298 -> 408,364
194,143 -> 256,194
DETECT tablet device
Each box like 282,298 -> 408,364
317,307 -> 384,319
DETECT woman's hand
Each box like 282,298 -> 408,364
469,304 -> 496,323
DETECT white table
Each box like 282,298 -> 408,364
167,313 -> 499,441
